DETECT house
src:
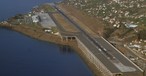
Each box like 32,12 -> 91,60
125,24 -> 138,28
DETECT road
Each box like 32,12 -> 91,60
51,4 -> 143,74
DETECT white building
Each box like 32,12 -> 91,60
32,15 -> 39,23
113,0 -> 120,3
125,24 -> 138,28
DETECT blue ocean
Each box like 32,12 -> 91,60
0,0 -> 94,76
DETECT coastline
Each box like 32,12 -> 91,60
0,2 -> 105,76
0,1 -> 145,76
0,0 -> 107,75
0,24 -> 71,45
0,23 -> 103,76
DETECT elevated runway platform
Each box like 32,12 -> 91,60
49,4 -> 144,76
76,34 -> 143,76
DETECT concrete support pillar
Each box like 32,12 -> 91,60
61,36 -> 76,42
65,36 -> 68,42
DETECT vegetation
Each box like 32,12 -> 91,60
13,14 -> 24,19
51,27 -> 58,33
138,30 -> 146,40
103,27 -> 117,38
64,0 -> 146,41
38,4 -> 56,12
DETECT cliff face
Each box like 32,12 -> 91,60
63,0 -> 146,40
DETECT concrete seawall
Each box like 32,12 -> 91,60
76,37 -> 114,76
76,36 -> 143,76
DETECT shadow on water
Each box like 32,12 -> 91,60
59,45 -> 74,54
0,26 -> 12,30
0,28 -> 95,76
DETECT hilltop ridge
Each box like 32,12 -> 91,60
63,0 -> 146,41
